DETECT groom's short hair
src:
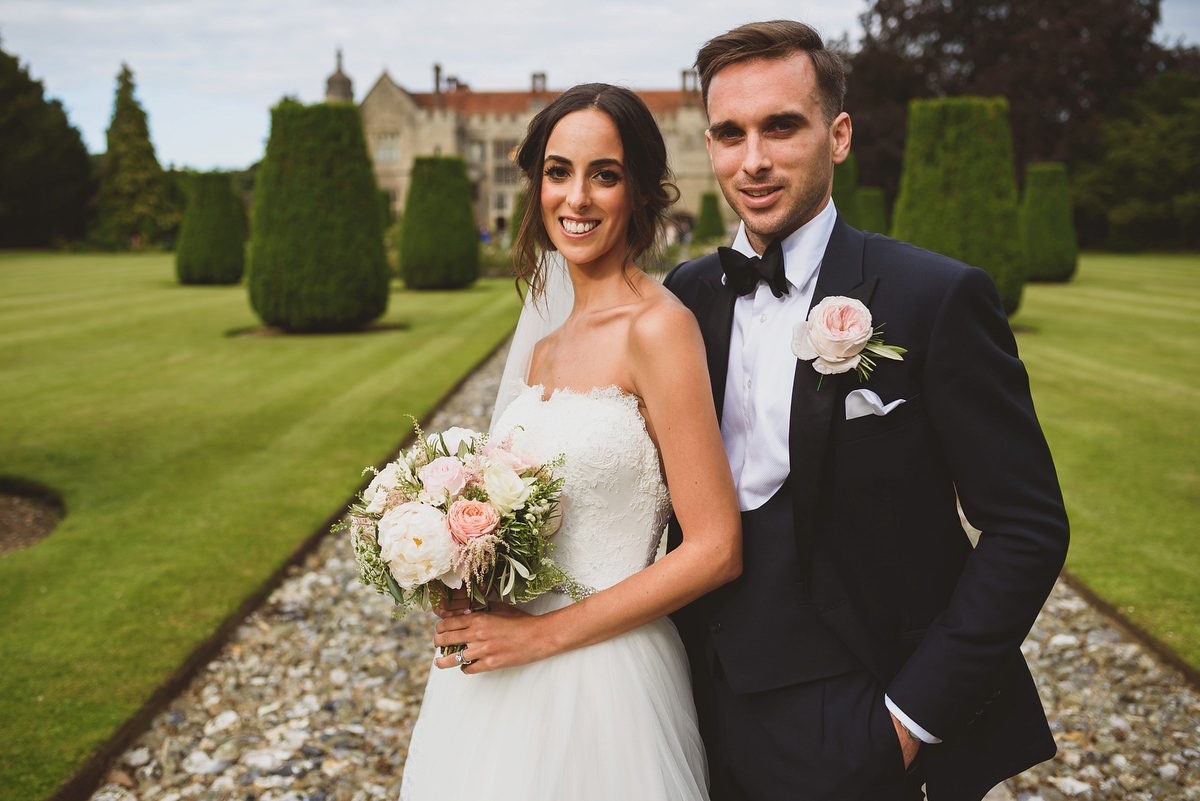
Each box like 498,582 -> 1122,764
695,20 -> 845,126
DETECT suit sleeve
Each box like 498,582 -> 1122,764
885,266 -> 1069,738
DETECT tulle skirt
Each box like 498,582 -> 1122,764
399,595 -> 709,800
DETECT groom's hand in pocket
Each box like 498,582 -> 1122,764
890,710 -> 921,769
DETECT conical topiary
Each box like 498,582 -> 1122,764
175,171 -> 245,285
248,99 -> 389,331
693,191 -> 727,242
1020,162 -> 1078,282
891,96 -> 1026,315
400,156 -> 479,289
832,150 -> 861,229
857,187 -> 888,235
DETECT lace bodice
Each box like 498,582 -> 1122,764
492,383 -> 671,593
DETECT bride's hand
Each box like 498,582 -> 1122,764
430,586 -> 471,619
432,603 -> 554,674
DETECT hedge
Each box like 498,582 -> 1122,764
693,191 -> 726,241
400,156 -> 479,289
175,171 -> 245,285
891,96 -> 1026,315
247,100 -> 389,331
1021,162 -> 1079,282
857,187 -> 888,235
831,150 -> 861,229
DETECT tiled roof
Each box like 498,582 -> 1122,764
407,88 -> 700,116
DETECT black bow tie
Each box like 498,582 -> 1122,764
718,239 -> 788,298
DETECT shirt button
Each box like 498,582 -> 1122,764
746,379 -> 752,389
759,313 -> 767,323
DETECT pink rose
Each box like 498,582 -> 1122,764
419,456 -> 467,500
484,443 -> 540,473
446,499 -> 500,545
792,296 -> 873,375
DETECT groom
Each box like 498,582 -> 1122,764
664,20 -> 1070,801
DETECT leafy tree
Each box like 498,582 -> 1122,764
844,0 -> 1193,210
248,99 -> 389,331
400,156 -> 479,289
1020,163 -> 1078,281
1072,70 -> 1200,250
0,39 -> 93,246
891,96 -> 1026,315
831,151 -> 861,229
175,172 -> 246,284
857,187 -> 889,235
693,192 -> 726,241
91,64 -> 180,248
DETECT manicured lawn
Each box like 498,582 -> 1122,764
0,252 -> 521,800
1011,254 -> 1200,668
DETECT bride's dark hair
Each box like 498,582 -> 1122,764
512,83 -> 679,301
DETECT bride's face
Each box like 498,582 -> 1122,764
540,108 -> 633,271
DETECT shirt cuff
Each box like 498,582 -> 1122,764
884,694 -> 942,744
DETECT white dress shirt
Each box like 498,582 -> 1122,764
720,201 -> 835,513
719,201 -> 942,745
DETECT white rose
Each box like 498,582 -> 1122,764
482,462 -> 534,516
375,502 -> 460,590
792,296 -> 873,375
363,462 -> 408,515
428,426 -> 479,458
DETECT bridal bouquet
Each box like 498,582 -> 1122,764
338,422 -> 574,615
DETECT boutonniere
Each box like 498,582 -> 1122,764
791,296 -> 906,384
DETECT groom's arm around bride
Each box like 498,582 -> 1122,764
664,19 -> 1069,801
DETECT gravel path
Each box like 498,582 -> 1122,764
89,341 -> 1199,801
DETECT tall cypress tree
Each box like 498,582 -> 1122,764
857,187 -> 889,235
92,64 -> 180,248
0,40 -> 94,246
400,157 -> 479,290
248,99 -> 389,331
891,96 -> 1026,315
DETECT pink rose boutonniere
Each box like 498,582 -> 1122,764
791,296 -> 906,383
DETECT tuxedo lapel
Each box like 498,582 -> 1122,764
788,217 -> 872,587
691,256 -> 738,423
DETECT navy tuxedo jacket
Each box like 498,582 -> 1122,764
663,216 -> 1070,800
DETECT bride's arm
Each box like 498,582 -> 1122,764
433,301 -> 741,672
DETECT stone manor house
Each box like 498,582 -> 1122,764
325,52 -> 723,236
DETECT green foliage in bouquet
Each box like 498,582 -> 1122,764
891,96 -> 1026,315
693,192 -> 727,242
175,171 -> 246,285
248,98 -> 389,331
857,187 -> 888,235
1020,162 -> 1078,282
400,156 -> 480,289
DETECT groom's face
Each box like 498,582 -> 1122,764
705,52 -> 851,253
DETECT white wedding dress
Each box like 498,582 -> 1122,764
399,382 -> 709,801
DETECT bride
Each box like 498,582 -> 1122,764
398,84 -> 741,801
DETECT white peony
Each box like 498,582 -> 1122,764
376,502 -> 460,590
363,462 -> 408,515
482,462 -> 534,516
428,426 -> 479,458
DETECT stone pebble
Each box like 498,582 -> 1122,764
89,340 -> 1199,801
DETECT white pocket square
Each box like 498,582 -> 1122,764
845,389 -> 906,420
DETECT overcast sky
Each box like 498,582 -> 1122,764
3,0 -> 1199,171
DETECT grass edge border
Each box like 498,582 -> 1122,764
1057,568 -> 1200,691
46,331 -> 514,801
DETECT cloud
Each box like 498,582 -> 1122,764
2,0 -> 1195,169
